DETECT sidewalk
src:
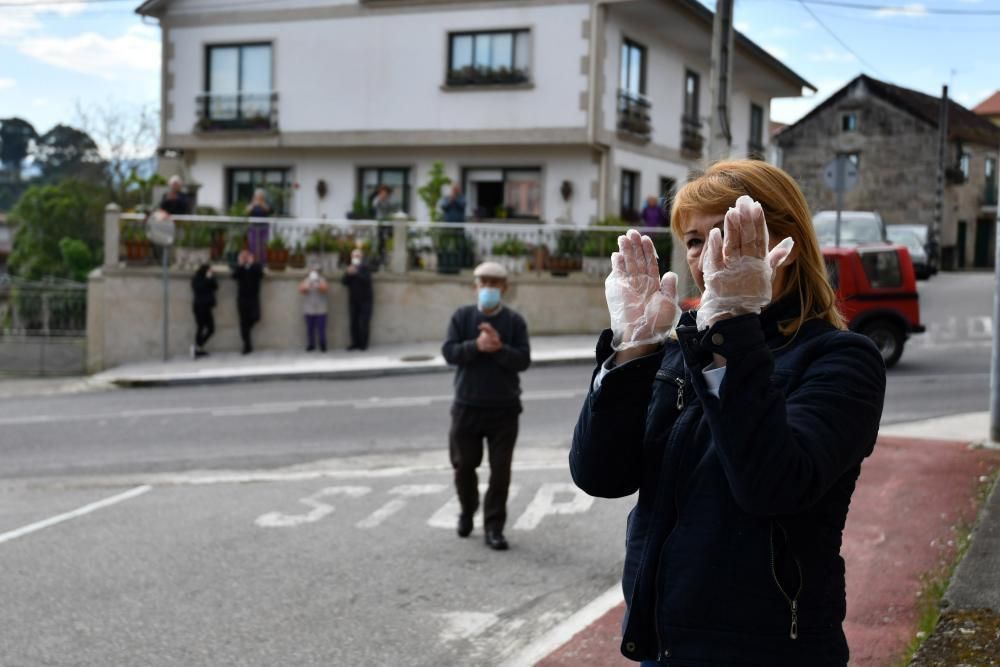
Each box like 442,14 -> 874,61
93,335 -> 598,388
524,413 -> 1000,667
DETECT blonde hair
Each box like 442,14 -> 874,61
670,160 -> 845,334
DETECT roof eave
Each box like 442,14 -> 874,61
136,0 -> 167,17
671,0 -> 816,94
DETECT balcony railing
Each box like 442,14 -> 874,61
195,92 -> 278,132
617,90 -> 651,140
681,115 -> 704,159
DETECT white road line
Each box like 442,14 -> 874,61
0,485 -> 152,546
498,584 -> 624,667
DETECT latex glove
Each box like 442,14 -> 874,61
697,195 -> 795,331
605,229 -> 680,350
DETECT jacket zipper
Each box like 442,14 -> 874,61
769,521 -> 803,640
652,373 -> 690,660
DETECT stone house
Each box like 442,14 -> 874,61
135,0 -> 811,225
775,74 -> 1000,270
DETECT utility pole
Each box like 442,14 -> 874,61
933,85 -> 949,271
676,0 -> 734,300
706,0 -> 735,162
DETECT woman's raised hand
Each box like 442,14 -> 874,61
605,229 -> 680,350
696,195 -> 794,330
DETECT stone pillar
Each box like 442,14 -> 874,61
390,213 -> 409,274
104,203 -> 121,267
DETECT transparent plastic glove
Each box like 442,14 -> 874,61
696,195 -> 795,331
605,229 -> 681,350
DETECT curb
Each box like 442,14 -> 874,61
106,353 -> 594,388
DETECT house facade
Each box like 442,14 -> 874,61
776,75 -> 1000,270
974,91 -> 1000,127
137,0 -> 811,225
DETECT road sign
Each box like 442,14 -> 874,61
147,210 -> 176,246
823,158 -> 859,192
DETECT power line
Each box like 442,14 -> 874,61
794,0 -> 1000,16
797,0 -> 887,77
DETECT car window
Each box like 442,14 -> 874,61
886,230 -> 923,252
814,215 -> 883,246
860,250 -> 902,288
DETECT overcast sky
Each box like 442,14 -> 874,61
1,0 -> 998,137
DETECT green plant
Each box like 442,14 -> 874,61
350,195 -> 369,220
292,242 -> 304,256
227,200 -> 249,218
491,238 -> 528,257
554,230 -> 584,257
416,161 -> 452,223
267,233 -> 287,251
58,237 -> 94,282
225,228 -> 246,253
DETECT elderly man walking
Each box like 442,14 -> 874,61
442,261 -> 531,550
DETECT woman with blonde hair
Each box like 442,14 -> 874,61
571,160 -> 885,666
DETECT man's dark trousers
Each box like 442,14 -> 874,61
350,300 -> 372,350
238,300 -> 259,352
449,404 -> 519,532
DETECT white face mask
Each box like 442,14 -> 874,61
351,257 -> 362,266
308,271 -> 319,282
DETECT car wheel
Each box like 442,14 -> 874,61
861,320 -> 905,368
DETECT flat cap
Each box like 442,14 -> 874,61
473,261 -> 508,279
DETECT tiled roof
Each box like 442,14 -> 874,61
973,91 -> 1000,117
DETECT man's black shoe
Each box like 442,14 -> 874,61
484,530 -> 509,551
457,513 -> 473,538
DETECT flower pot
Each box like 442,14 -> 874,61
267,248 -> 289,271
289,253 -> 307,269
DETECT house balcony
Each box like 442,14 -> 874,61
681,115 -> 704,159
617,90 -> 651,142
195,92 -> 279,132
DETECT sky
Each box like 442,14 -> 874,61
1,0 -> 999,137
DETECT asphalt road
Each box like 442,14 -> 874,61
0,271 -> 992,666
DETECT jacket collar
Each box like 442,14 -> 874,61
682,293 -> 803,344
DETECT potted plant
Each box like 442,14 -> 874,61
549,230 -> 584,276
266,233 -> 289,271
488,237 -> 529,275
225,228 -> 247,267
582,217 -> 622,276
435,228 -> 475,274
289,242 -> 307,269
305,227 -> 339,273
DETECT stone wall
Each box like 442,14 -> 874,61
87,266 -> 610,371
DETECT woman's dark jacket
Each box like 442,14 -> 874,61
570,298 -> 886,666
191,271 -> 217,309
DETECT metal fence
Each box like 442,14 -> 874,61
0,275 -> 87,376
114,212 -> 673,278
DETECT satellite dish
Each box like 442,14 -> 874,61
147,210 -> 176,246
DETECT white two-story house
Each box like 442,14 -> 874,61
137,0 -> 813,224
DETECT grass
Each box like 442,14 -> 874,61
891,465 -> 1000,667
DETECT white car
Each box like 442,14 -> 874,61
886,226 -> 931,280
812,210 -> 887,247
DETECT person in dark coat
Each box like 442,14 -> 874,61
190,263 -> 217,358
232,249 -> 264,355
570,160 -> 885,666
158,175 -> 191,216
441,261 -> 531,551
341,247 -> 374,351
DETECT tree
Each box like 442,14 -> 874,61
416,161 -> 452,223
59,238 -> 95,282
33,124 -> 105,184
0,117 -> 38,179
75,101 -> 159,204
7,180 -> 107,281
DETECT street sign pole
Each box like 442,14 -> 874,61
835,155 -> 845,248
991,157 -> 1000,443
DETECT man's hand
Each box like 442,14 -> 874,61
346,264 -> 358,275
476,322 -> 502,353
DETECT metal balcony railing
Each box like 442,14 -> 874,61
681,115 -> 704,159
617,90 -> 652,140
195,92 -> 278,132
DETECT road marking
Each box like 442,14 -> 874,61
498,584 -> 623,667
353,396 -> 440,409
968,316 -> 992,339
513,483 -> 595,531
0,485 -> 152,546
427,484 -> 522,530
356,484 -> 446,528
210,405 -> 303,417
437,611 -> 500,643
255,485 -> 371,527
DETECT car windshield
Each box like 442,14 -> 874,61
813,213 -> 883,246
886,229 -> 923,252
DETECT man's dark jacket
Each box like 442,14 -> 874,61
442,305 -> 531,409
570,299 -> 885,666
232,263 -> 263,320
341,263 -> 373,307
191,272 -> 217,309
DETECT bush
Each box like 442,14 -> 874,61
491,238 -> 528,257
7,179 -> 107,281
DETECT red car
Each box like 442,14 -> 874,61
678,244 -> 924,368
823,244 -> 924,367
